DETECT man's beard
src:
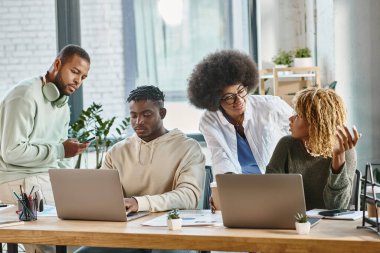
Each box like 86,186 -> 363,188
53,72 -> 68,96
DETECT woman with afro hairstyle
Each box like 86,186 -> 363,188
187,49 -> 292,177
266,87 -> 361,210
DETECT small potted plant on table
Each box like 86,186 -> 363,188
294,212 -> 311,235
167,209 -> 182,230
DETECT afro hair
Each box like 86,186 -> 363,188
187,49 -> 258,111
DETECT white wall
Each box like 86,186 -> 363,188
258,0 -> 380,170
316,0 -> 335,85
258,0 -> 306,69
334,0 -> 380,169
259,0 -> 335,85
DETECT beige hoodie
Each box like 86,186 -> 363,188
102,129 -> 206,212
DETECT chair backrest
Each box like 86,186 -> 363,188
350,169 -> 362,211
199,167 -> 213,253
202,165 -> 213,210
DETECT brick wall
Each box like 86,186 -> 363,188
0,0 -> 126,125
0,0 -> 56,95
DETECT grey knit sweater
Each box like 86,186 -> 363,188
266,135 -> 357,210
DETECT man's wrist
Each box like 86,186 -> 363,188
133,196 -> 149,211
132,197 -> 138,206
56,143 -> 65,160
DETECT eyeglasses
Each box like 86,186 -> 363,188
221,86 -> 248,105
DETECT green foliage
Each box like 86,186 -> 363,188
294,212 -> 308,223
295,47 -> 311,58
69,103 -> 130,169
272,49 -> 294,66
115,117 -> 131,141
167,209 -> 180,220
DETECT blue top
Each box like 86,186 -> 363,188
236,131 -> 261,174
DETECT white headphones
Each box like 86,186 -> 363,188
41,76 -> 69,108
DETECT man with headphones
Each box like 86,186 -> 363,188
0,44 -> 91,208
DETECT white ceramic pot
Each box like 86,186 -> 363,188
167,218 -> 182,230
274,64 -> 288,68
274,64 -> 292,75
294,57 -> 313,67
295,221 -> 311,235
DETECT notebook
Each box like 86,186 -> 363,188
49,169 -> 149,222
216,174 -> 319,229
306,209 -> 362,220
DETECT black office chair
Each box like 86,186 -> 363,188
202,166 -> 213,210
200,166 -> 213,253
350,169 -> 362,211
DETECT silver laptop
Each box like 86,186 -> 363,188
49,169 -> 149,222
216,174 -> 317,229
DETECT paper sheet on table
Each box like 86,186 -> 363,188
38,205 -> 57,217
142,210 -> 223,227
0,204 -> 57,217
306,209 -> 363,220
0,204 -> 14,211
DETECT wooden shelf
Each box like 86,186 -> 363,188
259,66 -> 321,104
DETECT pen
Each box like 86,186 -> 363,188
13,191 -> 36,219
13,191 -> 21,201
29,185 -> 35,195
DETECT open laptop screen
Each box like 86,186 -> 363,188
216,174 -> 307,229
49,169 -> 148,222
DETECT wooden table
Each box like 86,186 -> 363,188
1,210 -> 380,253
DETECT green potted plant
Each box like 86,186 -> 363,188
294,212 -> 310,234
115,117 -> 131,142
167,209 -> 182,230
69,105 -> 96,168
294,47 -> 313,67
272,49 -> 294,68
70,103 -> 130,169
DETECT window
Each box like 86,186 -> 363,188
80,0 -> 251,134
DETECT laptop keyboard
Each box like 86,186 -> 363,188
126,211 -> 150,221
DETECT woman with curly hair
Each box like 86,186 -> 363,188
266,87 -> 361,210
187,49 -> 292,177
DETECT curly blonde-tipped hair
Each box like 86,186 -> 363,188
292,87 -> 347,158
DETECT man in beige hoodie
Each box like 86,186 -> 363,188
76,85 -> 205,253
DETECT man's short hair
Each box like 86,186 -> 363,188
57,44 -> 91,65
127,86 -> 165,106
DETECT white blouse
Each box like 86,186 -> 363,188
199,95 -> 292,176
